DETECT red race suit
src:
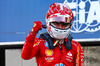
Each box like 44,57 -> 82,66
21,32 -> 84,66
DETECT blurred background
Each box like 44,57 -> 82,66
0,0 -> 100,66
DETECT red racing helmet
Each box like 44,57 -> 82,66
46,3 -> 74,39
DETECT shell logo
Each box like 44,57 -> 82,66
45,49 -> 53,56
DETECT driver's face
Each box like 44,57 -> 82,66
52,22 -> 71,29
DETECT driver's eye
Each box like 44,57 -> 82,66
62,23 -> 70,26
54,22 -> 60,25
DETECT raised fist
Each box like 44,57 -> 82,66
31,21 -> 42,33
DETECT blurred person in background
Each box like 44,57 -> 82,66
21,3 -> 84,66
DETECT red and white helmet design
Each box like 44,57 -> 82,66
46,3 -> 74,39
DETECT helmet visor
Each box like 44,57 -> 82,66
47,17 -> 72,23
50,22 -> 71,29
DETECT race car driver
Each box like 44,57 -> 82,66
21,3 -> 84,66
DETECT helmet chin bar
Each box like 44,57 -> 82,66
47,25 -> 71,40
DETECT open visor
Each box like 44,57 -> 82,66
47,17 -> 72,23
50,22 -> 71,29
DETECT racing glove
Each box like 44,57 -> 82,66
30,21 -> 42,34
26,21 -> 42,43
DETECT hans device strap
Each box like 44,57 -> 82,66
39,32 -> 72,50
